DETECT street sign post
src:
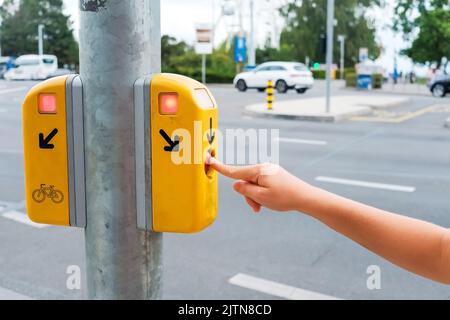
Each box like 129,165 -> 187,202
234,36 -> 247,64
195,23 -> 213,84
338,35 -> 345,80
325,0 -> 335,113
359,47 -> 369,62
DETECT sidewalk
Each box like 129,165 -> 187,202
343,82 -> 430,97
245,95 -> 410,122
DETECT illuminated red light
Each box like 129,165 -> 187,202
38,94 -> 57,114
160,93 -> 178,115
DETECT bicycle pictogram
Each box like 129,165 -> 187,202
32,184 -> 64,204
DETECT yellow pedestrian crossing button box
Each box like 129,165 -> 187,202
134,73 -> 218,233
22,75 -> 86,227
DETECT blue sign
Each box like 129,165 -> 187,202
234,36 -> 247,63
357,74 -> 372,89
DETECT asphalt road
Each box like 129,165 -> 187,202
0,79 -> 450,299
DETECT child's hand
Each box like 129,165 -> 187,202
208,158 -> 314,213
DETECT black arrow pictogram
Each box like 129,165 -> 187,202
206,118 -> 215,145
159,129 -> 180,152
39,128 -> 58,149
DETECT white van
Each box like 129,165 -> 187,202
4,54 -> 58,81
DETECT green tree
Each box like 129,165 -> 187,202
0,0 -> 78,66
161,35 -> 192,73
394,0 -> 450,69
162,35 -> 235,83
274,0 -> 380,67
256,40 -> 294,64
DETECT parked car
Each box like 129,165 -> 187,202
51,68 -> 76,77
4,54 -> 58,81
428,74 -> 450,97
0,56 -> 15,79
0,61 -> 7,79
233,61 -> 314,94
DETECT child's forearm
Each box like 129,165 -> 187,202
298,186 -> 450,284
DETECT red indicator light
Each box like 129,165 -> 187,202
38,94 -> 57,114
160,93 -> 178,115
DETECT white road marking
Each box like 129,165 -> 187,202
0,148 -> 23,155
315,176 -> 416,193
229,273 -> 340,300
2,210 -> 49,228
0,286 -> 33,300
0,86 -> 27,95
276,137 -> 328,146
0,108 -> 6,113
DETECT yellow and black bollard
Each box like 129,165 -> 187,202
266,80 -> 274,110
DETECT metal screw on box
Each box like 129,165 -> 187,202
79,0 -> 162,299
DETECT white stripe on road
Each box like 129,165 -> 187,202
0,286 -> 33,300
315,176 -> 416,193
0,86 -> 27,95
2,210 -> 49,228
229,273 -> 340,300
0,148 -> 23,155
276,137 -> 328,146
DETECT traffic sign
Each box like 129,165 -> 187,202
359,47 -> 369,62
234,36 -> 247,63
195,23 -> 213,55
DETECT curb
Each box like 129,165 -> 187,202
340,87 -> 431,98
244,106 -> 371,123
363,98 -> 411,110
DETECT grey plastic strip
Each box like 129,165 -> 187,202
134,75 -> 153,231
66,75 -> 77,227
72,76 -> 86,228
66,75 -> 86,228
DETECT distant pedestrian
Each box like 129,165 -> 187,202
393,68 -> 398,84
409,71 -> 416,84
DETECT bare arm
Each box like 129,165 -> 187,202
209,158 -> 450,284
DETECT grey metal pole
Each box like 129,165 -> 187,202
0,17 -> 2,57
338,35 -> 345,80
202,54 -> 206,84
248,0 -> 256,66
325,0 -> 334,113
38,24 -> 44,56
79,0 -> 162,299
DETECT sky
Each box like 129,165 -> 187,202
61,0 -> 423,75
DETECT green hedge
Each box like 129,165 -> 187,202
344,68 -> 356,78
345,73 -> 357,87
372,73 -> 383,89
312,70 -> 326,79
163,67 -> 235,84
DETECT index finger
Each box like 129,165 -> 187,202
208,157 -> 260,183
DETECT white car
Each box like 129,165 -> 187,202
233,61 -> 314,94
4,54 -> 58,81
